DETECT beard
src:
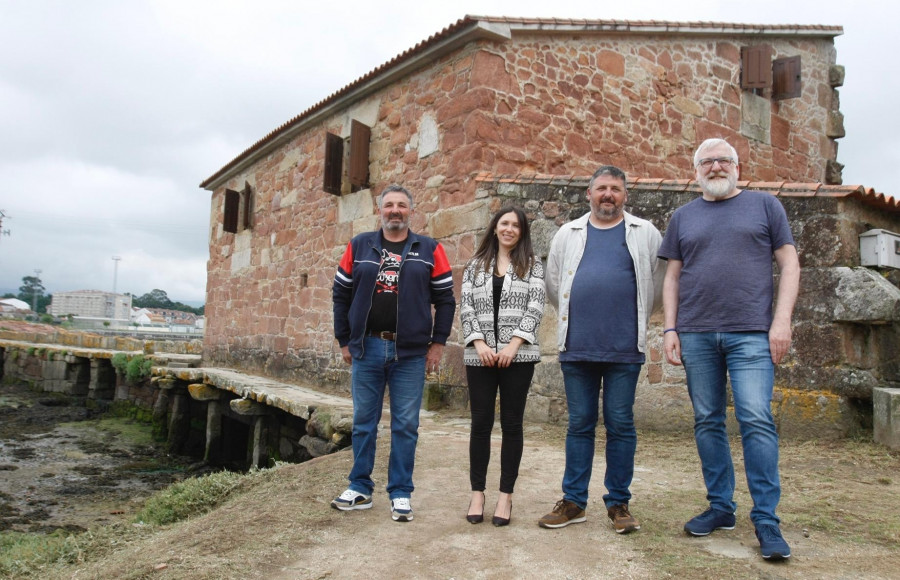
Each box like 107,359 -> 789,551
700,171 -> 737,198
382,213 -> 409,231
592,196 -> 624,220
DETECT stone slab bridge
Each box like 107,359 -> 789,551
0,332 -> 356,469
1,322 -> 899,451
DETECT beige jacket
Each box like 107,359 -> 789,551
545,211 -> 664,354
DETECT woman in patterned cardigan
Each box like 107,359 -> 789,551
460,206 -> 545,526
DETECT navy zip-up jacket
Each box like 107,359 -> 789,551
333,229 -> 456,359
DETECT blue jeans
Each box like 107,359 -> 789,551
347,337 -> 426,499
680,332 -> 781,525
561,361 -> 641,509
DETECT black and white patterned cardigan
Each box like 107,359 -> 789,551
459,257 -> 546,366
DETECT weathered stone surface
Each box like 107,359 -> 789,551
306,407 -> 350,440
831,267 -> 900,323
874,387 -> 900,449
298,434 -> 340,458
230,398 -> 268,416
829,65 -> 845,87
187,383 -> 221,401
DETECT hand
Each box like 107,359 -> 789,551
664,332 -> 682,366
769,319 -> 792,364
341,345 -> 352,365
426,343 -> 444,374
473,340 -> 497,367
495,343 -> 520,368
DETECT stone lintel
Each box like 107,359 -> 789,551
188,383 -> 222,401
230,398 -> 269,416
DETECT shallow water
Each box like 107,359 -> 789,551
0,382 -> 193,533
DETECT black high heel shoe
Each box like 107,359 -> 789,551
467,491 -> 485,524
492,501 -> 512,527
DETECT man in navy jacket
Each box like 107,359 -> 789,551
331,184 -> 455,522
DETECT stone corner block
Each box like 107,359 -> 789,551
874,387 -> 900,449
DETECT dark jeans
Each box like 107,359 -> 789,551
466,362 -> 535,494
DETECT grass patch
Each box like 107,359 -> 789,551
134,469 -> 257,526
0,468 -> 277,578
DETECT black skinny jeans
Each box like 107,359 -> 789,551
467,362 -> 535,493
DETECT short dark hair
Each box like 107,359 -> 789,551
377,184 -> 413,209
588,165 -> 627,192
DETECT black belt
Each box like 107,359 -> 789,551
367,330 -> 396,341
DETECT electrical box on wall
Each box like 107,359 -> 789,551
860,229 -> 900,269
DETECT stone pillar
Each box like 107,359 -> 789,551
188,383 -> 224,465
251,415 -> 267,469
874,387 -> 900,449
230,398 -> 268,468
167,391 -> 190,454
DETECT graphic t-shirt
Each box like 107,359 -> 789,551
366,236 -> 406,333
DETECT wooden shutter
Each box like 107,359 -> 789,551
324,132 -> 343,195
741,45 -> 773,89
349,119 -> 371,190
773,56 -> 802,100
223,189 -> 239,233
241,181 -> 253,229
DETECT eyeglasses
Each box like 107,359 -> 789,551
697,157 -> 736,169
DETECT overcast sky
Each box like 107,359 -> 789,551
1,0 -> 895,305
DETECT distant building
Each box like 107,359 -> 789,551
49,290 -> 132,322
0,298 -> 31,318
131,307 -> 204,333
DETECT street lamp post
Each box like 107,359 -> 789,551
32,268 -> 42,313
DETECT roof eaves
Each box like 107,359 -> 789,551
200,17 -> 511,191
199,16 -> 842,190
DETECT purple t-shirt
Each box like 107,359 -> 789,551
658,190 -> 795,332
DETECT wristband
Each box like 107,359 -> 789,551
663,328 -> 677,334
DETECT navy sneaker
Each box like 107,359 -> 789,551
756,523 -> 791,560
331,489 -> 372,511
684,507 -> 736,536
391,497 -> 413,522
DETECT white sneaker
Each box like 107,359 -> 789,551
391,497 -> 413,522
331,489 -> 372,511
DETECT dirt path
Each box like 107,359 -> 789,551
58,408 -> 900,580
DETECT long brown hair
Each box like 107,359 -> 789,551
470,206 -> 535,278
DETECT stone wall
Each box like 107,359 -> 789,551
204,30 -> 843,407
470,178 -> 900,440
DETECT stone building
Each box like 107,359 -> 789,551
199,16 -> 900,438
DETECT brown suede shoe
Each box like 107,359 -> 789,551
607,504 -> 640,534
538,499 -> 586,529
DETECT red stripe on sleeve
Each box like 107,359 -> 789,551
432,243 -> 451,278
339,242 -> 353,274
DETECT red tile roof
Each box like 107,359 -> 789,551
474,173 -> 900,213
199,15 -> 843,190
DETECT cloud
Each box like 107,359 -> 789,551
0,0 -> 896,305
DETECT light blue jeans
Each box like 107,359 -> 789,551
560,361 -> 642,510
347,337 -> 426,499
680,331 -> 781,525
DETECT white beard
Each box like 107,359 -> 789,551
701,172 -> 737,198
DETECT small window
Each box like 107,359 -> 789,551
773,56 -> 802,100
223,189 -> 240,233
324,133 -> 343,195
741,45 -> 773,90
349,119 -> 371,191
323,120 -> 371,195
